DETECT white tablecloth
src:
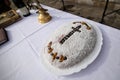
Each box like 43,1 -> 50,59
0,5 -> 120,80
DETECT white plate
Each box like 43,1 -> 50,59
40,21 -> 103,76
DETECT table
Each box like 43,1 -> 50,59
0,5 -> 120,80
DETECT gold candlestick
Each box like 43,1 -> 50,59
25,0 -> 52,24
38,8 -> 52,24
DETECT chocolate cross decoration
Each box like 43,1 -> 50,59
60,25 -> 81,44
72,27 -> 81,32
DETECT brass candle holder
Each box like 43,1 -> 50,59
38,8 -> 52,24
25,0 -> 52,24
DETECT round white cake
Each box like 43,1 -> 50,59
43,21 -> 97,69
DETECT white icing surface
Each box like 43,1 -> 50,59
41,21 -> 103,75
44,22 -> 96,68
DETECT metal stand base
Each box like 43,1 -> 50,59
61,0 -> 66,11
100,0 -> 109,23
100,0 -> 120,23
